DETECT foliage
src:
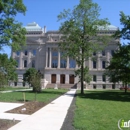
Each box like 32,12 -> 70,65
0,0 -> 26,51
114,11 -> 130,40
58,0 -> 110,94
23,68 -> 42,93
105,44 -> 130,92
23,68 -> 37,86
105,12 -> 130,93
75,67 -> 92,84
0,53 -> 17,87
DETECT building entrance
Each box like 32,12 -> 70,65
51,74 -> 56,83
69,75 -> 74,84
60,74 -> 65,84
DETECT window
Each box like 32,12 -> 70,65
69,59 -> 76,68
102,75 -> 106,82
52,52 -> 58,56
102,61 -> 106,68
93,75 -> 96,82
112,84 -> 115,89
111,50 -> 115,56
93,61 -> 96,68
103,84 -> 106,89
32,60 -> 35,68
93,52 -> 96,56
93,85 -> 96,89
102,50 -> 105,56
16,59 -> 19,68
60,59 -> 66,68
24,50 -> 28,56
24,60 -> 27,68
16,51 -> 20,56
52,59 -> 58,68
32,50 -> 36,56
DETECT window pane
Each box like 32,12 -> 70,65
93,61 -> 96,68
32,50 -> 36,56
24,60 -> 27,67
16,60 -> 19,68
69,59 -> 76,68
32,60 -> 35,68
16,51 -> 20,56
52,59 -> 58,68
25,50 -> 28,55
93,75 -> 96,81
102,50 -> 105,56
102,61 -> 106,68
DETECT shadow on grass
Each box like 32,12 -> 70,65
77,90 -> 130,102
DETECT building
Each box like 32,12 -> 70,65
11,22 -> 121,89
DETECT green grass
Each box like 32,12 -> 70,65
74,90 -> 130,130
0,89 -> 68,103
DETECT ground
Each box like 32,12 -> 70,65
0,101 -> 47,130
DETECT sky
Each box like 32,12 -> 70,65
1,0 -> 130,57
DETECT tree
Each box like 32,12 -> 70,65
0,53 -> 17,87
23,68 -> 42,93
58,0 -> 109,94
105,44 -> 130,93
0,0 -> 26,51
23,68 -> 37,87
105,12 -> 130,93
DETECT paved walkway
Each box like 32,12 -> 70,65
0,102 -> 29,120
8,89 -> 76,130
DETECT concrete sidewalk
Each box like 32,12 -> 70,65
8,89 -> 76,130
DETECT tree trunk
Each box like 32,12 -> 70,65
81,48 -> 84,95
125,83 -> 127,93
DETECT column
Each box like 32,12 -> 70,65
56,74 -> 60,84
20,52 -> 22,69
49,47 -> 52,68
97,58 -> 100,70
66,56 -> 69,68
45,48 -> 48,68
58,49 -> 60,68
89,58 -> 91,70
27,50 -> 31,68
65,74 -> 69,84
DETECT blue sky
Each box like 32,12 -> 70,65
1,0 -> 130,57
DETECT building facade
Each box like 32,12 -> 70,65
11,22 -> 121,89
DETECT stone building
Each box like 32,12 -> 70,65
11,22 -> 121,89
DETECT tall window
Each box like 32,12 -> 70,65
16,51 -> 20,56
24,60 -> 27,68
111,50 -> 115,56
16,59 -> 19,68
32,60 -> 35,68
102,61 -> 106,68
69,59 -> 76,68
93,75 -> 96,82
52,52 -> 58,56
102,75 -> 106,82
93,52 -> 96,56
60,59 -> 66,68
24,50 -> 28,56
93,61 -> 97,68
102,50 -> 105,56
32,50 -> 36,56
52,59 -> 58,68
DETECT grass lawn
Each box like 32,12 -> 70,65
0,89 -> 68,103
0,86 -> 29,91
74,90 -> 130,130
